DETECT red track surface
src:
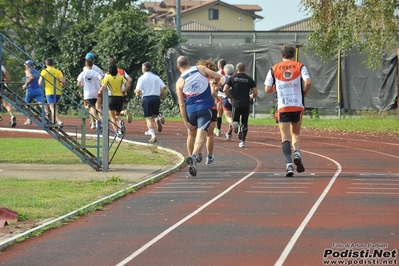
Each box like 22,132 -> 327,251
0,115 -> 398,266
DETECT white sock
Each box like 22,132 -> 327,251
149,129 -> 156,138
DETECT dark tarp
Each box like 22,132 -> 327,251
165,43 -> 397,113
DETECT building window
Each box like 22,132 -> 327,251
209,9 -> 219,20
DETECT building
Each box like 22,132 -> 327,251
142,0 -> 263,31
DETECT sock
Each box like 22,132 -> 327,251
294,150 -> 301,156
216,117 -> 222,130
149,129 -> 156,138
282,141 -> 292,164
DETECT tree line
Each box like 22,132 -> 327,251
0,0 -> 183,116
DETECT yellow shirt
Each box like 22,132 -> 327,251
39,66 -> 64,96
102,73 -> 125,97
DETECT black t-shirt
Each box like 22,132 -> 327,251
226,72 -> 256,108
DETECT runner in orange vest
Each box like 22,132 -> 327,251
264,44 -> 312,177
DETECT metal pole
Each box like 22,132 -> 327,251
337,50 -> 341,119
102,93 -> 109,172
176,0 -> 181,36
252,52 -> 256,118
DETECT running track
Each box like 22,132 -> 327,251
0,117 -> 398,266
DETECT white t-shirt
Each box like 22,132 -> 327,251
83,64 -> 104,77
77,69 -> 102,99
135,72 -> 165,97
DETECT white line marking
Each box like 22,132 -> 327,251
116,172 -> 256,266
149,191 -> 207,194
348,187 -> 399,190
246,191 -> 307,194
347,192 -> 399,195
274,152 -> 342,266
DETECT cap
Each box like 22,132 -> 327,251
85,53 -> 95,59
24,60 -> 33,67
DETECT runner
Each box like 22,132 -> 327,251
264,43 -> 312,177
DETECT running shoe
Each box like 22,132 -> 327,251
118,120 -> 125,134
126,110 -> 132,123
155,117 -> 162,132
226,131 -> 232,140
205,153 -> 215,165
90,122 -> 96,129
197,152 -> 203,163
231,121 -> 239,134
238,125 -> 244,140
0,115 -> 2,121
239,141 -> 245,148
294,153 -> 305,173
10,116 -> 16,128
186,155 -> 197,177
24,119 -> 32,125
285,164 -> 294,177
149,137 -> 157,143
213,128 -> 221,137
159,113 -> 165,124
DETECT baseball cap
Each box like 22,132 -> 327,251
24,60 -> 33,67
85,53 -> 95,59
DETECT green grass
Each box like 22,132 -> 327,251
0,137 -> 178,223
0,138 -> 172,165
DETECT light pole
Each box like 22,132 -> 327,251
239,17 -> 242,30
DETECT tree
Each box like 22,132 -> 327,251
300,0 -> 399,69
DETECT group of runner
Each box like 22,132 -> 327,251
176,43 -> 312,177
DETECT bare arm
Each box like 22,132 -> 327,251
265,85 -> 275,93
176,78 -> 194,130
22,70 -> 33,89
124,76 -> 133,91
223,84 -> 231,98
303,78 -> 311,97
2,69 -> 11,82
250,87 -> 258,100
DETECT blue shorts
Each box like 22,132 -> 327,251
142,95 -> 160,118
25,89 -> 44,103
46,94 -> 61,104
222,97 -> 232,111
187,108 -> 212,131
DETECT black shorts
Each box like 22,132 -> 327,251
108,96 -> 124,113
211,108 -> 217,122
85,98 -> 97,108
278,111 -> 302,123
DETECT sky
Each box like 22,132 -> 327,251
224,0 -> 310,31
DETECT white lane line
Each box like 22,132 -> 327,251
116,172 -> 256,266
246,191 -> 307,194
347,192 -> 399,195
274,151 -> 342,266
149,191 -> 207,194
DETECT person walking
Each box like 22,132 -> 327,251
264,44 -> 312,177
1,64 -> 17,127
22,60 -> 45,125
134,62 -> 167,143
223,62 -> 258,148
77,58 -> 103,129
38,58 -> 66,126
175,56 -> 221,177
99,63 -> 126,136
